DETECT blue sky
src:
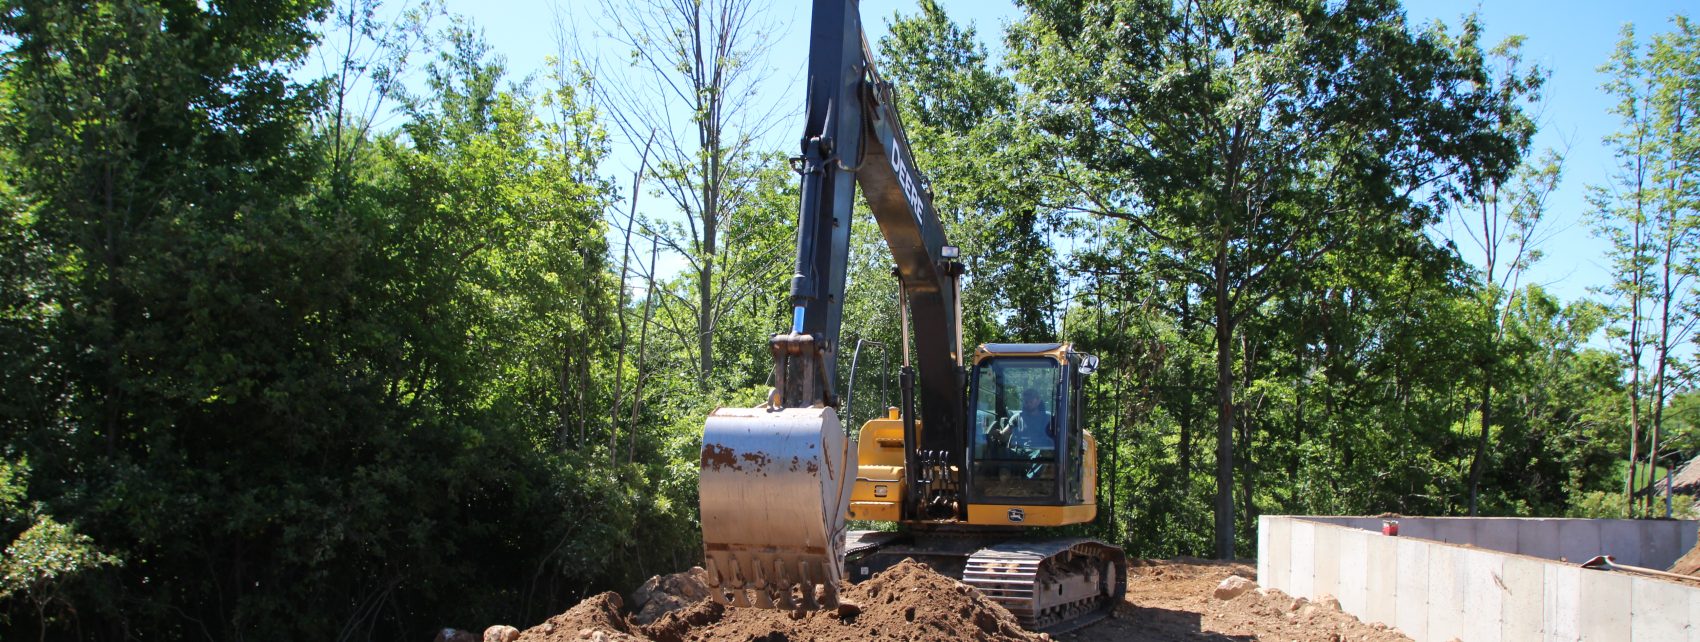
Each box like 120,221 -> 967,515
415,0 -> 1693,309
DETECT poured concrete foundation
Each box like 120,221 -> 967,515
1258,515 -> 1700,641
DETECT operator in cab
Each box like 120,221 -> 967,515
1013,387 -> 1055,450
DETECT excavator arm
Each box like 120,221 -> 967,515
699,0 -> 967,609
779,0 -> 968,517
775,0 -> 962,441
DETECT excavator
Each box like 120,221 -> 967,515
697,0 -> 1126,633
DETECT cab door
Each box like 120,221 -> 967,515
966,356 -> 1065,504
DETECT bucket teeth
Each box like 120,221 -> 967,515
749,558 -> 767,590
821,582 -> 839,607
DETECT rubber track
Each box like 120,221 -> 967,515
960,538 -> 1128,634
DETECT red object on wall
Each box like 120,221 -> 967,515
1381,520 -> 1399,536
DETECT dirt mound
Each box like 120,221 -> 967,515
517,559 -> 1044,642
516,592 -> 644,641
692,558 -> 1043,642
1064,558 -> 1411,642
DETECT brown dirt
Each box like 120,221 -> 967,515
1062,558 -> 1411,642
514,557 -> 1414,642
516,559 -> 1040,642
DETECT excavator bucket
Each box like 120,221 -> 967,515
699,406 -> 856,609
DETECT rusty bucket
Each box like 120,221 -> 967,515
699,406 -> 855,609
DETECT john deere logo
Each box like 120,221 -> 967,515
1007,508 -> 1025,522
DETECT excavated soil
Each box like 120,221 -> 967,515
517,559 -> 1040,642
514,557 -> 1413,642
1065,558 -> 1411,642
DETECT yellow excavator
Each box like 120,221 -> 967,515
697,0 -> 1126,633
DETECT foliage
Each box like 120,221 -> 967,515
0,3 -> 691,638
591,0 -> 789,391
1560,487 -> 1694,519
1588,16 -> 1700,516
0,460 -> 119,641
1010,0 -> 1539,557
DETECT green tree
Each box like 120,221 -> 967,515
1590,17 -> 1700,513
0,3 -> 679,636
1441,32 -> 1552,515
1011,0 -> 1534,557
1491,289 -> 1623,513
0,460 -> 119,642
1455,148 -> 1563,515
1,0 -> 339,635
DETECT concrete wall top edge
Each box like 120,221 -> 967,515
1265,515 -> 1699,568
1272,515 -> 1698,526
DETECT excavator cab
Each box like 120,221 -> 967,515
964,343 -> 1100,526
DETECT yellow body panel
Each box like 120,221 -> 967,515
965,502 -> 1097,526
847,501 -> 901,521
1083,431 -> 1098,500
847,409 -> 907,522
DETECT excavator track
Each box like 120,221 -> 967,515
961,539 -> 1127,634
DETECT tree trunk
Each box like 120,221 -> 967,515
1178,292 -> 1194,484
697,250 -> 714,391
1468,375 -> 1491,516
1213,256 -> 1236,560
1179,379 -> 1193,483
1647,107 -> 1683,512
629,238 -> 660,462
695,119 -> 718,392
610,136 -> 653,466
1624,210 -> 1645,516
1238,333 -> 1256,536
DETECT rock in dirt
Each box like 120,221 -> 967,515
835,599 -> 863,618
628,567 -> 713,625
1212,575 -> 1256,601
484,625 -> 521,642
640,600 -> 726,642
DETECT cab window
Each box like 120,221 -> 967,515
970,357 -> 1061,500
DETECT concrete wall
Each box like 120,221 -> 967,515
1297,515 -> 1698,568
1258,515 -> 1700,642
